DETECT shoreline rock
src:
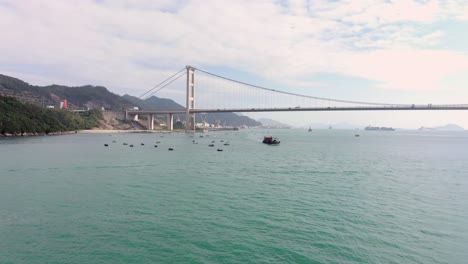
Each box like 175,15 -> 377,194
0,129 -> 183,137
0,131 -> 78,137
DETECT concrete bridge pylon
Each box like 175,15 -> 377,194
185,65 -> 195,131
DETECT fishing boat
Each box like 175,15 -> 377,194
262,136 -> 280,145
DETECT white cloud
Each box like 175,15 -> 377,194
341,49 -> 468,90
439,0 -> 468,21
0,0 -> 467,97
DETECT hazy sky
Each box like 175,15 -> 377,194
1,0 -> 467,128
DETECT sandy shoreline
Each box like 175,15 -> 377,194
0,129 -> 181,137
77,129 -> 180,134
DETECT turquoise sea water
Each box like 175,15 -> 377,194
1,129 -> 467,263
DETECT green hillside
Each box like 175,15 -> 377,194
0,96 -> 101,135
0,74 -> 131,110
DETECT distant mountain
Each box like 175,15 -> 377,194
331,122 -> 359,129
433,124 -> 464,131
257,118 -> 292,128
0,74 -> 131,110
305,122 -> 359,129
123,94 -> 184,111
123,95 -> 261,127
305,123 -> 328,129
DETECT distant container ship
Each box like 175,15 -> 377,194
206,127 -> 239,131
365,126 -> 395,131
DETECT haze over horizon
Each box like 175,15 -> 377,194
1,0 -> 468,128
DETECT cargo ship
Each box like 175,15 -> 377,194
365,126 -> 395,131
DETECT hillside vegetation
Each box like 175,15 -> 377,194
0,96 -> 101,135
0,74 -> 131,110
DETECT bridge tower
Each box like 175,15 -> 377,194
185,65 -> 196,131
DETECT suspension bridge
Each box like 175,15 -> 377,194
126,66 -> 468,131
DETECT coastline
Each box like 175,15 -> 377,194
0,129 -> 179,137
77,129 -> 175,134
0,131 -> 78,137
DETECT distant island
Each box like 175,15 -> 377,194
419,124 -> 465,131
305,122 -> 359,130
257,118 -> 291,129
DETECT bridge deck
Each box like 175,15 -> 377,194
126,105 -> 468,115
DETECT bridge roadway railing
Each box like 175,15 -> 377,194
124,104 -> 468,131
189,104 -> 468,113
125,104 -> 468,115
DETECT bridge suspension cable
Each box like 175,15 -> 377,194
193,67 -> 409,107
141,70 -> 186,100
138,67 -> 186,99
129,65 -> 468,121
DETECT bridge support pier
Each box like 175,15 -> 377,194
147,115 -> 154,130
167,114 -> 173,131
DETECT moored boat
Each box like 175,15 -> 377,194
262,136 -> 280,145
